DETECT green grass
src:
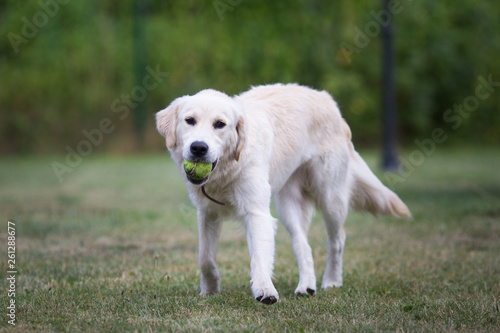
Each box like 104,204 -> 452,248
1,148 -> 499,332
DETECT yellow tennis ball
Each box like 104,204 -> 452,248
184,160 -> 212,180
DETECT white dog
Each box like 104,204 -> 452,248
156,83 -> 410,305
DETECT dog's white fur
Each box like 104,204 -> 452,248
156,83 -> 410,304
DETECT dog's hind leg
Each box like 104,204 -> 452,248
319,201 -> 348,289
275,176 -> 317,296
311,154 -> 350,289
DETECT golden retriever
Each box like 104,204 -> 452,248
156,83 -> 410,305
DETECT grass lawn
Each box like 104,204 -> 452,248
0,148 -> 499,332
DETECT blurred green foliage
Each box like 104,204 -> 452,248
1,0 -> 499,154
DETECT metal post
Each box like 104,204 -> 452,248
382,0 -> 399,170
133,0 -> 147,150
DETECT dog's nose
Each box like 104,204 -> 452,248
190,141 -> 209,157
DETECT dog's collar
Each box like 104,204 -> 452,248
201,185 -> 225,206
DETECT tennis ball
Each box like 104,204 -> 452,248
184,160 -> 212,180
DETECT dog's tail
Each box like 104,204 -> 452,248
348,148 -> 411,218
342,119 -> 411,218
340,118 -> 410,218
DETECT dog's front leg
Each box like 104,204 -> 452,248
198,210 -> 223,295
243,211 -> 279,304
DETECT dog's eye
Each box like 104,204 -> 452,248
185,117 -> 196,126
214,120 -> 226,129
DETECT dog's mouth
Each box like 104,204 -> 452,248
185,160 -> 217,185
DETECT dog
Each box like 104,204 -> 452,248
156,83 -> 410,305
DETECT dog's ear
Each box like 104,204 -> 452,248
156,98 -> 183,149
235,115 -> 246,161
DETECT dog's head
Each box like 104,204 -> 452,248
156,89 -> 246,185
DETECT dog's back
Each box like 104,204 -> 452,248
237,83 -> 410,219
236,83 -> 347,191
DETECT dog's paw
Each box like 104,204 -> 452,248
254,291 -> 279,305
294,276 -> 317,297
256,295 -> 278,305
320,279 -> 342,289
256,296 -> 278,305
252,282 -> 279,305
295,287 -> 316,297
200,275 -> 221,295
321,271 -> 343,289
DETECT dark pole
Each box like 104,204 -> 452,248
382,0 -> 399,170
133,0 -> 147,150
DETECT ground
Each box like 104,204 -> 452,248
0,148 -> 499,332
